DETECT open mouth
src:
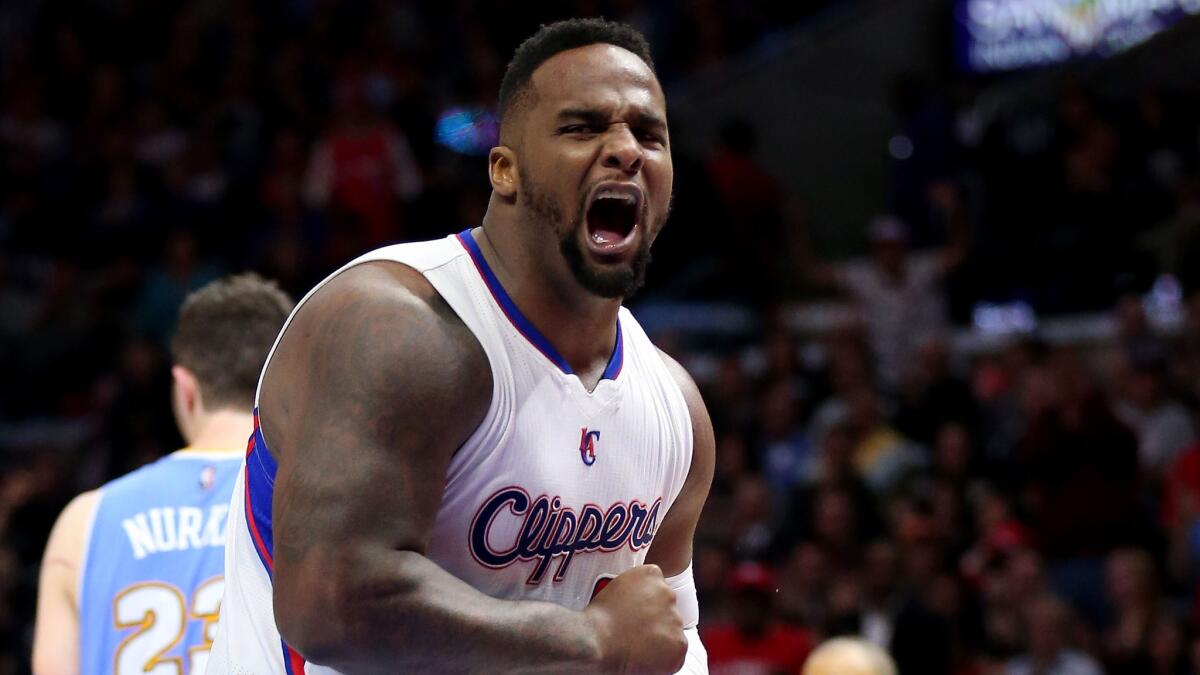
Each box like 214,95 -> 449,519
585,184 -> 642,253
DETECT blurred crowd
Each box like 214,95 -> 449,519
687,300 -> 1200,674
688,72 -> 1200,674
688,47 -> 1200,675
3,1 -> 1200,674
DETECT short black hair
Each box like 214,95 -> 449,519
170,273 -> 294,411
498,18 -> 655,123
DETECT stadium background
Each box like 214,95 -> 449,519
4,0 -> 1200,673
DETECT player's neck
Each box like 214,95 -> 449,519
473,223 -> 621,386
182,409 -> 255,454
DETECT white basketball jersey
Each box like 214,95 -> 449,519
208,230 -> 694,674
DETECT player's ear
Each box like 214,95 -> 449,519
171,365 -> 200,414
489,146 -> 518,200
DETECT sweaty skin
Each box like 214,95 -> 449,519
268,43 -> 711,674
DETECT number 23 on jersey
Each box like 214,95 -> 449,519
112,576 -> 222,675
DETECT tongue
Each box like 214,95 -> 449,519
591,226 -> 625,246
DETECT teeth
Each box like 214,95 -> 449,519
595,189 -> 637,204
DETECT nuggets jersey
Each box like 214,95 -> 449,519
209,229 -> 694,674
79,450 -> 242,675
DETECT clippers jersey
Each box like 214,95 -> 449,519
79,450 -> 242,675
209,230 -> 694,674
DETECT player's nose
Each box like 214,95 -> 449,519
601,126 -> 644,175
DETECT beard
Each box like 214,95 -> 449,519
519,168 -> 659,300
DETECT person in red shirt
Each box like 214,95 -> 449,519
704,561 -> 816,674
304,72 -> 423,247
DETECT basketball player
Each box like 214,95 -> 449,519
31,274 -> 293,675
208,18 -> 714,675
802,638 -> 898,675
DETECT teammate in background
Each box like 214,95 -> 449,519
32,274 -> 293,675
802,637 -> 898,675
210,18 -> 714,675
796,183 -> 970,390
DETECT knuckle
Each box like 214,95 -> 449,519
671,638 -> 688,669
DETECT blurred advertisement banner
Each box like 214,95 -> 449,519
956,0 -> 1200,72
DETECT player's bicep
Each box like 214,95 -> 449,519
645,352 -> 715,577
32,491 -> 97,675
263,263 -> 489,625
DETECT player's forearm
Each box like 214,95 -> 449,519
282,550 -> 607,674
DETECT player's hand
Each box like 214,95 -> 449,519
584,564 -> 687,674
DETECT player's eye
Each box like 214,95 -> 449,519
636,129 -> 665,146
560,124 -> 602,135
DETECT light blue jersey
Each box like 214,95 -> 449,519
79,449 -> 242,675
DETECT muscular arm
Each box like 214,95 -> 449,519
645,351 -> 715,577
645,351 -> 715,675
266,262 -> 609,674
32,491 -> 99,675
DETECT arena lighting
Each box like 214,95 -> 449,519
973,300 -> 1038,335
955,0 -> 1200,73
435,106 -> 500,156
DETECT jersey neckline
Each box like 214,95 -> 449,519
456,228 -> 624,382
169,447 -> 244,460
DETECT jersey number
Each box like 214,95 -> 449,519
113,577 -> 223,675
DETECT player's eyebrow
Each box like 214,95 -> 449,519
556,107 -> 668,132
556,108 -> 610,126
632,111 -> 668,134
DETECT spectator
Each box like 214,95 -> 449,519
800,209 -> 969,391
132,228 -> 221,346
756,378 -> 813,495
1145,612 -> 1188,675
1006,595 -> 1103,675
704,118 -> 785,300
776,542 -> 831,630
303,72 -> 423,247
729,474 -> 779,560
1113,343 -> 1196,476
895,337 -> 978,447
704,562 -> 815,675
1103,548 -> 1169,674
845,386 -> 924,495
1014,351 -> 1144,621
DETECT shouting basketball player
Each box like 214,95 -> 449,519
32,274 -> 293,675
209,18 -> 714,674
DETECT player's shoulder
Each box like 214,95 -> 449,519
300,258 -> 487,374
654,346 -> 714,460
44,488 -> 101,563
653,346 -> 703,411
264,254 -> 491,432
60,489 -> 102,530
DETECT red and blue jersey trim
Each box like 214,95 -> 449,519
245,409 -> 308,675
456,228 -> 623,381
